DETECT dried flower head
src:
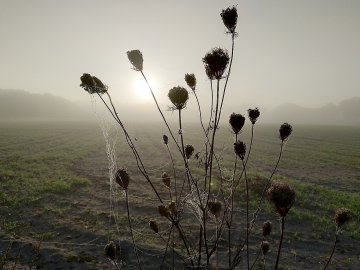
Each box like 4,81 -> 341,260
208,201 -> 222,218
185,73 -> 196,91
127,50 -> 143,71
115,169 -> 130,190
158,205 -> 170,218
234,140 -> 246,160
262,220 -> 272,237
261,241 -> 270,255
168,86 -> 189,110
248,108 -> 260,124
104,241 -> 117,260
162,172 -> 171,188
220,6 -> 238,34
80,73 -> 108,94
229,113 -> 245,134
168,201 -> 177,216
279,123 -> 292,141
185,144 -> 195,159
149,220 -> 159,233
335,208 -> 352,228
267,181 -> 295,217
203,48 -> 230,80
163,134 -> 169,145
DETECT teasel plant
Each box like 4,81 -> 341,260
78,5 -> 354,270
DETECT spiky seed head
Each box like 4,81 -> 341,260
80,73 -> 108,94
221,6 -> 238,34
262,220 -> 272,237
162,172 -> 171,188
261,241 -> 270,255
279,123 -> 293,141
248,108 -> 260,124
208,201 -> 222,218
185,144 -> 195,159
168,86 -> 189,110
115,169 -> 130,190
168,201 -> 177,216
267,181 -> 295,217
203,47 -> 230,80
104,241 -> 116,260
229,113 -> 245,134
149,220 -> 159,233
234,140 -> 246,160
127,50 -> 143,71
163,134 -> 169,145
185,73 -> 197,91
335,208 -> 352,228
158,205 -> 170,218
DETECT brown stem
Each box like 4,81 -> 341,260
275,216 -> 285,270
323,232 -> 338,270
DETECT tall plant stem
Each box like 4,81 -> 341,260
125,190 -> 142,270
323,232 -> 338,270
242,159 -> 250,270
166,144 -> 178,204
275,216 -> 285,270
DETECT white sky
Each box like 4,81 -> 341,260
0,0 -> 359,108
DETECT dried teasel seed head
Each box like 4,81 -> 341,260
262,220 -> 272,237
248,108 -> 260,125
221,6 -> 238,34
168,201 -> 177,216
80,73 -> 108,94
149,220 -> 159,233
185,144 -> 195,159
335,208 -> 352,228
261,241 -> 270,255
115,169 -> 130,190
162,172 -> 171,188
168,86 -> 189,110
163,134 -> 169,145
158,205 -> 170,218
127,50 -> 143,71
229,113 -> 245,134
267,181 -> 295,217
203,47 -> 230,80
234,140 -> 246,160
279,123 -> 293,141
208,201 -> 222,218
104,241 -> 117,260
185,73 -> 197,91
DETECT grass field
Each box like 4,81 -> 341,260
0,120 -> 359,269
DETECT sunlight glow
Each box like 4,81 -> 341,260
133,77 -> 157,102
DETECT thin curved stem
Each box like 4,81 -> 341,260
323,231 -> 338,270
242,159 -> 250,270
275,216 -> 285,270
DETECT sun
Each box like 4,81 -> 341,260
133,77 -> 156,101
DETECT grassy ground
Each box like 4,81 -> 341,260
0,120 -> 359,269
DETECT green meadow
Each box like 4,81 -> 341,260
0,121 -> 359,269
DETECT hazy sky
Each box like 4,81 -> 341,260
1,0 -> 359,109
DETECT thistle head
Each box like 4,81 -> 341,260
248,108 -> 260,125
262,220 -> 272,237
149,220 -> 159,233
267,181 -> 295,217
229,113 -> 245,134
162,172 -> 171,188
80,73 -> 108,94
234,140 -> 246,160
127,50 -> 143,71
208,201 -> 222,218
104,241 -> 117,260
168,86 -> 189,110
158,205 -> 170,218
220,6 -> 238,34
163,134 -> 169,145
335,208 -> 352,228
185,144 -> 195,159
203,47 -> 229,80
115,169 -> 130,190
168,201 -> 177,216
279,123 -> 292,141
261,241 -> 270,255
185,73 -> 196,91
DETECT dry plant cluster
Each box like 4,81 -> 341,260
79,6 -> 352,270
